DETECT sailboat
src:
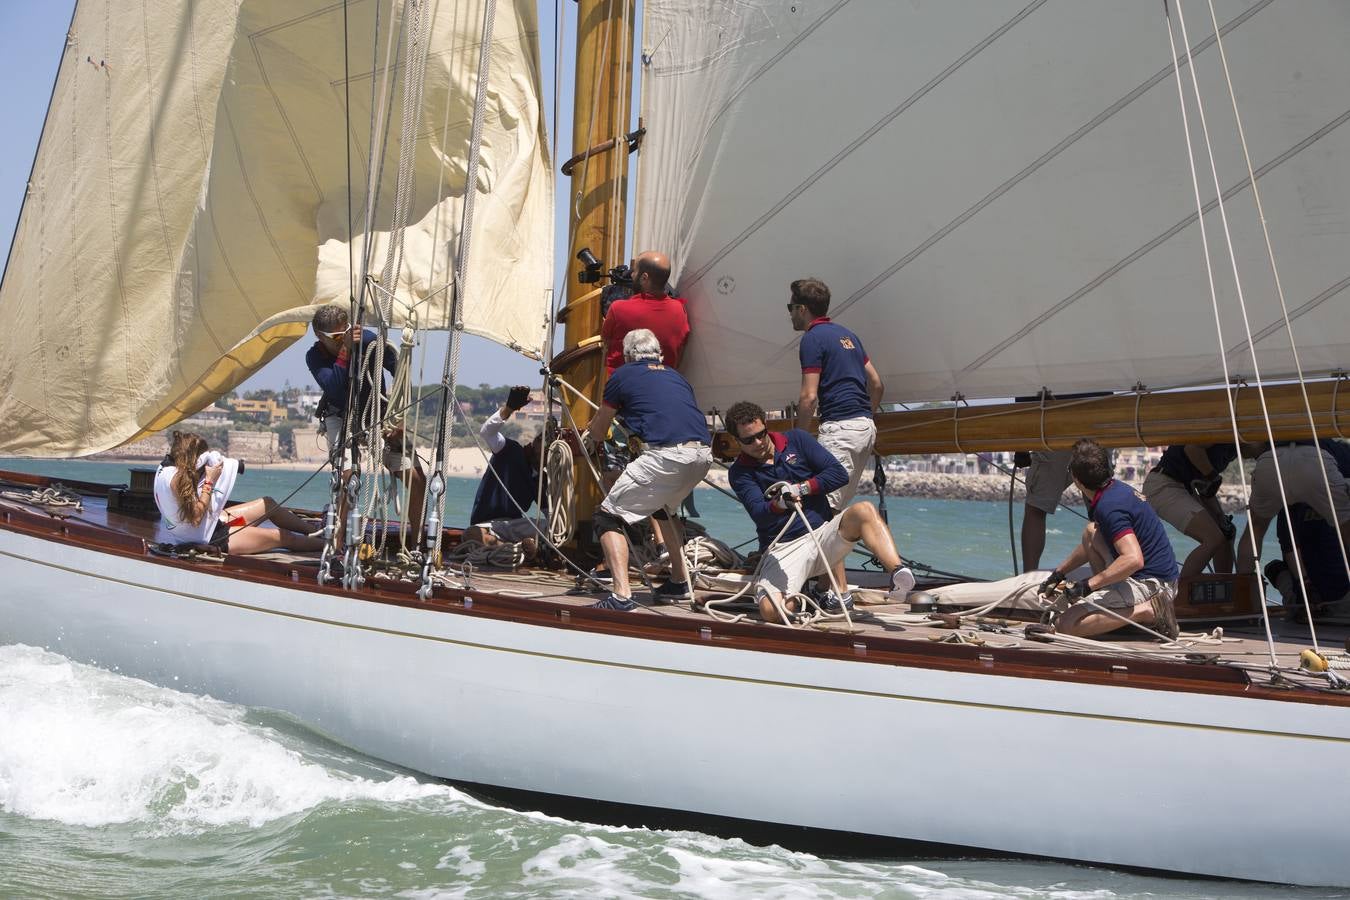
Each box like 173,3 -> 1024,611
2,0 -> 1349,887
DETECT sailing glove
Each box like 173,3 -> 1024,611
1063,579 -> 1091,601
506,385 -> 531,411
1038,569 -> 1066,596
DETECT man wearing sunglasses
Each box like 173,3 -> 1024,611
306,303 -> 426,541
726,400 -> 914,623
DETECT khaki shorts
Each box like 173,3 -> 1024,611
817,416 -> 877,511
1143,469 -> 1205,533
1249,445 -> 1350,524
323,415 -> 412,473
600,443 -> 712,524
1026,449 -> 1074,513
755,515 -> 857,599
1079,576 -> 1175,611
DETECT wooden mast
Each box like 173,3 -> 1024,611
556,0 -> 636,542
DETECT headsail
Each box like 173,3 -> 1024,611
636,1 -> 1350,410
0,0 -> 552,457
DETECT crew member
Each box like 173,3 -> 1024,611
1039,439 -> 1180,639
1237,439 -> 1350,582
789,277 -> 883,511
1021,449 -> 1074,572
306,304 -> 426,539
1142,443 -> 1238,579
726,400 -> 914,624
465,385 -> 547,554
601,251 -> 689,374
585,329 -> 712,610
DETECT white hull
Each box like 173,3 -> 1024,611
1,527 -> 1347,887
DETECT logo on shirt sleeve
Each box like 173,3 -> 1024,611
839,337 -> 855,350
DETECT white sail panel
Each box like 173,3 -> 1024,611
0,0 -> 552,457
636,1 -> 1350,410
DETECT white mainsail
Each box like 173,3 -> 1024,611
0,0 -> 552,457
635,0 -> 1350,410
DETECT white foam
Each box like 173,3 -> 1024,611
0,645 -> 453,832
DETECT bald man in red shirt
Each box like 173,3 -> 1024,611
602,251 -> 690,374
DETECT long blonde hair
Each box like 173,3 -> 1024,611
168,431 -> 210,525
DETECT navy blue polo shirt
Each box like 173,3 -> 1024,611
602,359 -> 709,447
469,440 -> 539,524
1089,480 -> 1178,582
1156,443 -> 1238,484
729,429 -> 849,552
799,317 -> 872,422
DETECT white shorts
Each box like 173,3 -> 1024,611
1142,469 -> 1206,533
755,516 -> 856,598
475,517 -> 544,543
1249,445 -> 1350,525
600,443 -> 712,524
323,415 -> 412,473
1026,449 -> 1074,513
817,416 -> 877,511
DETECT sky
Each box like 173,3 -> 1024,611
0,1 -> 638,393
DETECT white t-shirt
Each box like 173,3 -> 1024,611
153,454 -> 239,543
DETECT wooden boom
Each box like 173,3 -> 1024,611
712,380 -> 1350,458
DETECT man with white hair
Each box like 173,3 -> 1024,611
584,328 -> 712,610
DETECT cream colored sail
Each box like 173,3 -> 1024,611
0,0 -> 552,457
636,1 -> 1350,410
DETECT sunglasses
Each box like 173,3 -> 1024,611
738,427 -> 770,444
317,329 -> 348,340
785,302 -> 803,310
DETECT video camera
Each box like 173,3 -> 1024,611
575,247 -> 634,287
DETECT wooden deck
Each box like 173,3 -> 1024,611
4,469 -> 1348,701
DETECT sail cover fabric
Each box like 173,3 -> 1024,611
636,1 -> 1350,410
0,0 -> 551,456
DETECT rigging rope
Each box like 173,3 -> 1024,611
1200,0 -> 1350,602
421,0 -> 499,599
1165,2 -> 1312,660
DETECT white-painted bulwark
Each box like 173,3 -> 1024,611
0,528 -> 1346,886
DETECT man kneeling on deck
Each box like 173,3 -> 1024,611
725,401 -> 914,623
1039,438 -> 1180,639
584,329 -> 713,611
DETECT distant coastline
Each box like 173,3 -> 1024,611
80,450 -> 1246,512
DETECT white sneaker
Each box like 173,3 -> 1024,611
887,567 -> 915,602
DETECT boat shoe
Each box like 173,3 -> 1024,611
651,579 -> 693,605
888,566 -> 916,602
592,592 -> 639,612
819,591 -> 855,615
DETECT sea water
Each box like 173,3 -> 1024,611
6,458 -> 1326,900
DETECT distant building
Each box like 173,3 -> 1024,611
516,390 -> 550,426
231,398 -> 288,424
292,389 -> 323,416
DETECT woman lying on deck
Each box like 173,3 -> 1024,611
154,431 -> 325,555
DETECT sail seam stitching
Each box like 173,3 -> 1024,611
681,0 -> 1050,290
818,0 -> 1273,338
963,104 -> 1350,375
